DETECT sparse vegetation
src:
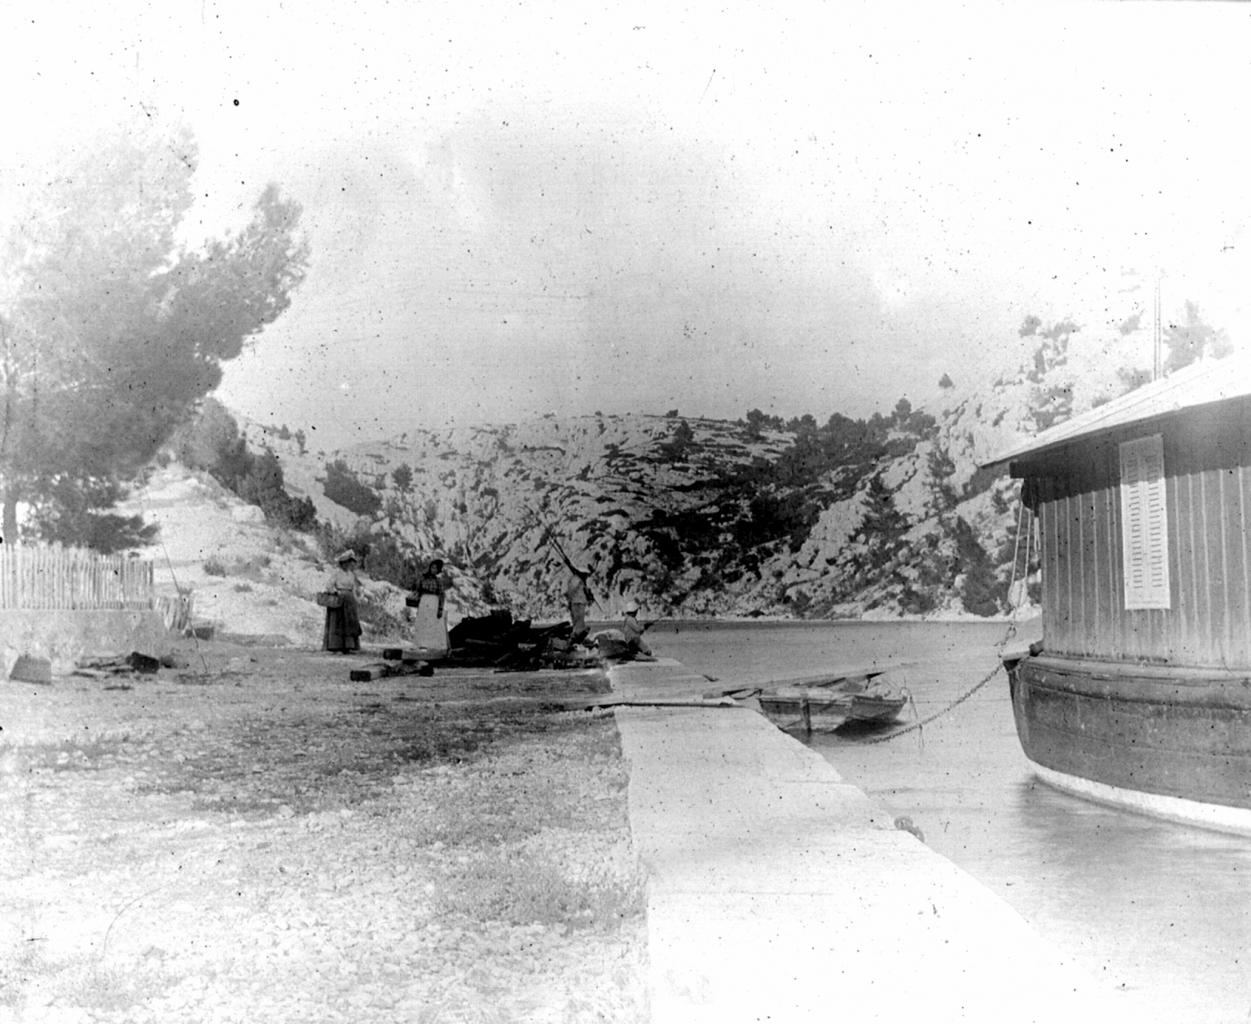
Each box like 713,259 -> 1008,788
315,522 -> 421,594
0,647 -> 647,1022
323,459 -> 383,517
172,398 -> 317,531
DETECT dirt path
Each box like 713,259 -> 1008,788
0,639 -> 648,1024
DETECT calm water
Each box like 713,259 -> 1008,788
648,619 -> 1251,1024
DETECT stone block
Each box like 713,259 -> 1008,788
9,654 -> 52,684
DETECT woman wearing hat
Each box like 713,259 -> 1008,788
407,557 -> 449,657
322,549 -> 362,653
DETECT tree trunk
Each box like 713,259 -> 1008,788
2,485 -> 17,542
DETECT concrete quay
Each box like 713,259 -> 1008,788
608,658 -> 1141,1024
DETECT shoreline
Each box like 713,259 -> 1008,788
609,656 -> 1141,1024
585,611 -> 1042,629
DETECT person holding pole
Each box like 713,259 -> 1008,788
565,564 -> 595,644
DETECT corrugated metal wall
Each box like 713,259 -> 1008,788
1028,405 -> 1251,669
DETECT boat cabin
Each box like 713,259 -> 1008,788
992,351 -> 1251,669
985,351 -> 1251,832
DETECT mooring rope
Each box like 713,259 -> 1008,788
853,498 -> 1035,745
855,658 -> 1005,744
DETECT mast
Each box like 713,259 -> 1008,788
1152,271 -> 1163,380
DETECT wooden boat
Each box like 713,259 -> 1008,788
756,690 -> 852,732
986,351 -> 1251,835
752,668 -> 908,734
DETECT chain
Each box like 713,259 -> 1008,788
855,658 -> 1005,744
854,494 -> 1040,745
851,608 -> 1027,745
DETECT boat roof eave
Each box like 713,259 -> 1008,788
978,350 -> 1251,475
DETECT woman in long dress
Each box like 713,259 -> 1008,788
408,558 -> 448,656
322,549 -> 362,653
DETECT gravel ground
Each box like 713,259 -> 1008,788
0,639 -> 649,1024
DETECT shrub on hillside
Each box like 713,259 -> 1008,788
954,516 -> 1002,617
733,490 -> 819,550
658,419 -> 695,461
323,460 -> 383,517
316,522 -> 422,591
235,451 -> 318,530
171,399 -> 317,531
392,463 -> 414,492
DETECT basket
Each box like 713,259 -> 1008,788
315,591 -> 344,609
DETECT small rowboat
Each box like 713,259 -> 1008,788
747,667 -> 910,734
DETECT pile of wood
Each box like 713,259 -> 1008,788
67,651 -> 189,684
348,650 -> 433,682
72,651 -> 163,677
446,611 -> 601,671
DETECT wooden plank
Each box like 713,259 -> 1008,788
1077,488 -> 1092,657
721,661 -> 917,694
380,647 -> 444,663
574,696 -> 742,710
1240,462 -> 1251,665
349,660 -> 428,682
1217,465 -> 1237,665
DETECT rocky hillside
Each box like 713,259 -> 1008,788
117,466 -> 423,646
204,310 -> 1162,626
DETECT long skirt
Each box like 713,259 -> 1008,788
323,596 -> 362,652
411,600 -> 449,657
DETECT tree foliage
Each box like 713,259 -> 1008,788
742,408 -> 784,440
1163,301 -> 1232,375
392,463 -> 414,492
25,476 -> 157,554
659,419 -> 695,461
0,119 -> 309,545
1021,318 -> 1078,430
953,516 -> 1001,616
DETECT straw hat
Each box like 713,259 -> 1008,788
624,602 -> 639,615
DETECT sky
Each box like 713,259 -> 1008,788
5,1 -> 1251,448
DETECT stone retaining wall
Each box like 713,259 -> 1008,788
1,609 -> 170,679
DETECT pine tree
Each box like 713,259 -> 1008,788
0,118 -> 309,545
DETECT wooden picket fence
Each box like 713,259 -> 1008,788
0,544 -> 154,611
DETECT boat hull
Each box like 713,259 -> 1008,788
1006,653 -> 1251,834
757,694 -> 850,732
756,690 -> 906,734
846,693 -> 907,723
